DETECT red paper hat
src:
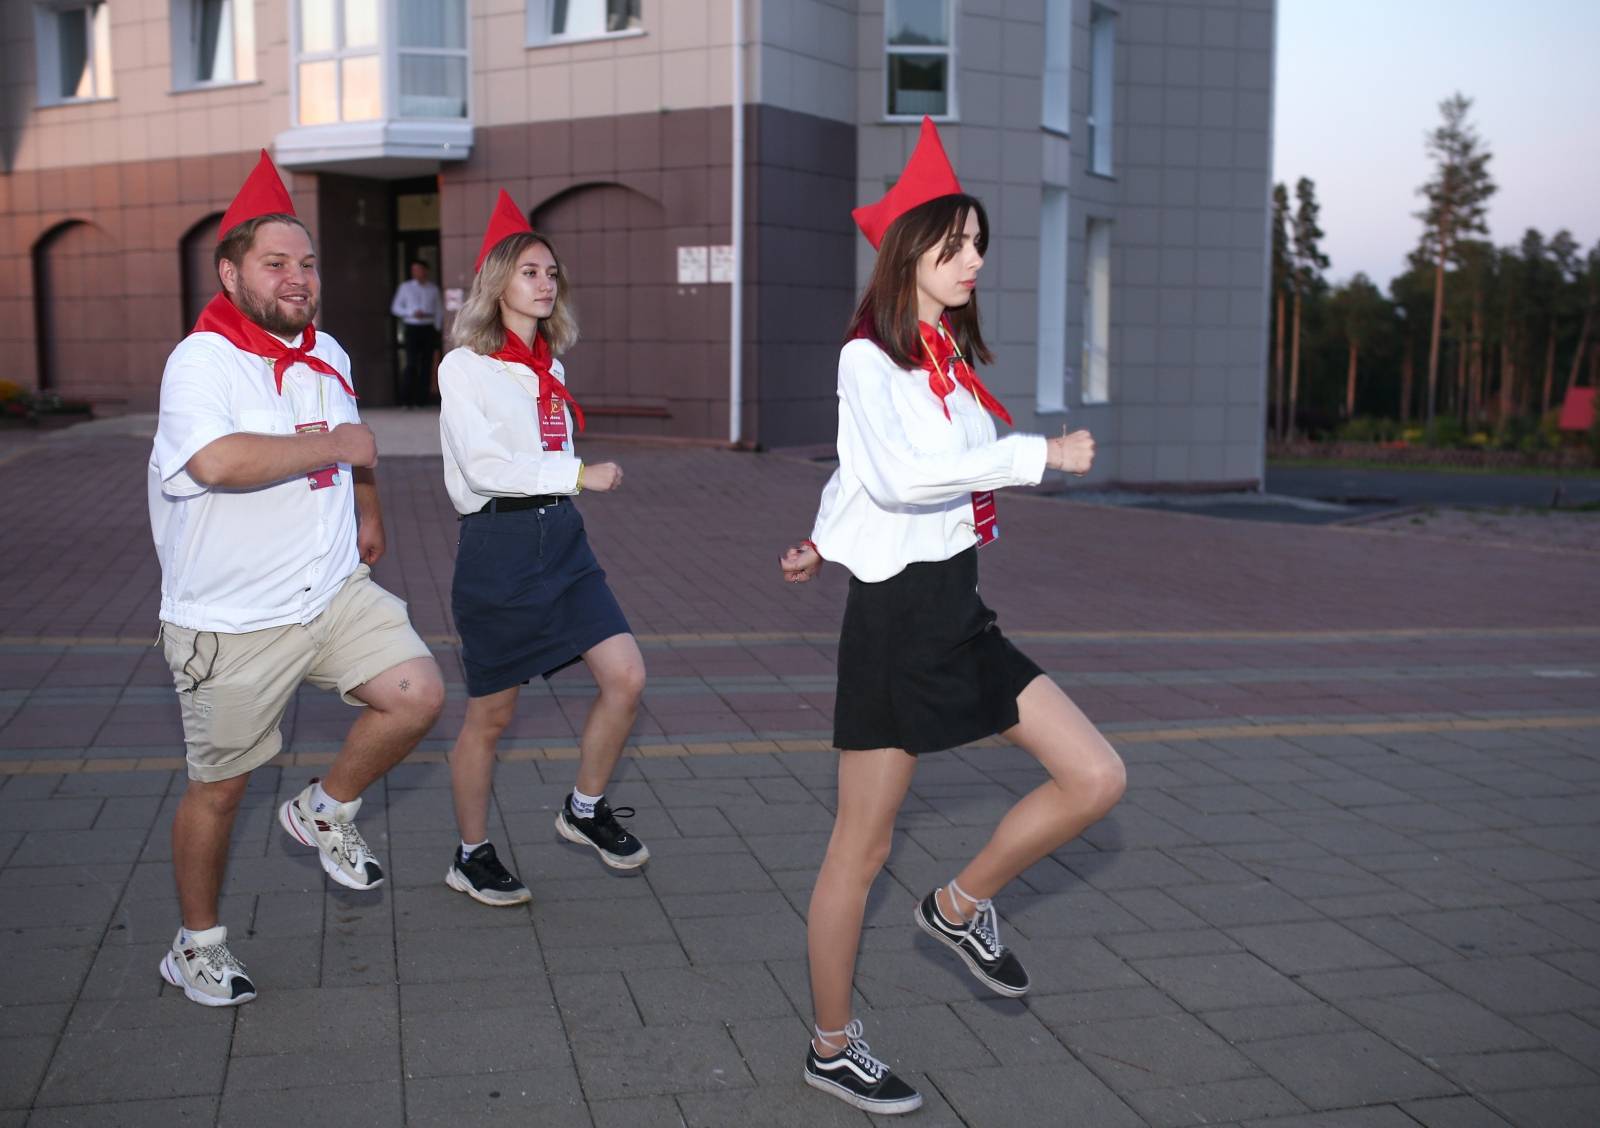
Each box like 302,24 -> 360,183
851,116 -> 964,249
218,150 -> 295,241
475,189 -> 535,271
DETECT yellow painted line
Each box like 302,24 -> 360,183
3,719 -> 1591,777
6,626 -> 1600,649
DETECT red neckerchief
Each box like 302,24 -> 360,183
492,328 -> 586,433
190,292 -> 355,397
917,318 -> 1012,426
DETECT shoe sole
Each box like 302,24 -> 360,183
445,866 -> 532,906
803,1068 -> 922,1115
277,799 -> 384,891
554,812 -> 650,870
158,951 -> 255,1007
913,903 -> 1030,998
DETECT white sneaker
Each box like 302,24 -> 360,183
278,781 -> 384,890
158,925 -> 256,1007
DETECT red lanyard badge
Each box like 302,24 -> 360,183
538,395 -> 568,452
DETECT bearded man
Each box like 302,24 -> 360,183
147,151 -> 443,1005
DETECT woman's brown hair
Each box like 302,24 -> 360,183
845,193 -> 992,370
451,231 -> 579,355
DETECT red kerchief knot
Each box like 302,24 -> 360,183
917,319 -> 1011,427
492,328 -> 585,434
218,151 -> 295,240
190,293 -> 355,398
475,189 -> 536,272
851,116 -> 964,250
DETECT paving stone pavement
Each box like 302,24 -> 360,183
0,428 -> 1598,1126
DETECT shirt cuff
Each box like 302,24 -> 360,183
1012,434 -> 1049,486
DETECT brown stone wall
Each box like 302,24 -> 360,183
438,104 -> 856,447
0,153 -> 320,412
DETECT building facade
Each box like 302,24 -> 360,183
1,0 -> 1274,485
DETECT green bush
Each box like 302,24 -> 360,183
1338,416 -> 1403,443
1423,416 -> 1467,448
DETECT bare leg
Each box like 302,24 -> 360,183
172,773 -> 252,930
573,634 -> 646,797
321,656 -> 445,803
448,686 -> 521,843
939,676 -> 1125,922
808,746 -> 918,1053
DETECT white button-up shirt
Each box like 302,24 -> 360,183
390,279 -> 442,329
148,331 -> 362,632
809,338 -> 1048,583
438,346 -> 583,516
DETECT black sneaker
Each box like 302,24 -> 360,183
445,842 -> 531,906
554,795 -> 650,870
915,888 -> 1030,997
803,1022 -> 922,1115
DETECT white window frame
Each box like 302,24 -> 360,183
1041,0 -> 1071,134
1086,4 -> 1115,176
171,0 -> 258,92
884,0 -> 957,121
525,0 -> 646,49
1036,186 -> 1070,412
33,1 -> 114,107
394,1 -> 471,120
291,0 -> 384,126
1082,217 -> 1112,404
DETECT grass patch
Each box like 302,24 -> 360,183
1268,457 -> 1600,479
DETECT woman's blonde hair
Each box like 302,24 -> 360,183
450,231 -> 579,355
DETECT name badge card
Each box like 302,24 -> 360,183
539,397 -> 568,452
295,420 -> 340,489
972,491 -> 999,546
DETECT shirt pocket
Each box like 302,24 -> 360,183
239,408 -> 292,435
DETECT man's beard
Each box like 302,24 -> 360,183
235,278 -> 317,336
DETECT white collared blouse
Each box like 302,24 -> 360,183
437,346 -> 583,516
808,338 -> 1049,583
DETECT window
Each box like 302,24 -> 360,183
34,2 -> 113,105
1036,187 -> 1070,412
1082,218 -> 1112,403
1086,5 -> 1115,175
527,0 -> 642,46
172,0 -> 257,89
397,0 -> 468,118
885,0 -> 953,119
1042,0 -> 1070,133
294,0 -> 382,125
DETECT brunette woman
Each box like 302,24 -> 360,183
781,121 -> 1125,1114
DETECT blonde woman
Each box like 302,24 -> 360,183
439,191 -> 648,906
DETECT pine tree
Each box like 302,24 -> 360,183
1287,177 -> 1329,439
1416,93 -> 1496,423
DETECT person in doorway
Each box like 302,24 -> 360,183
391,258 -> 442,406
780,119 -> 1126,1114
148,151 -> 445,1006
436,190 -> 648,908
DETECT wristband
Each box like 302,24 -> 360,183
576,463 -> 585,492
802,538 -> 822,561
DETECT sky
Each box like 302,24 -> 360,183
1273,0 -> 1600,292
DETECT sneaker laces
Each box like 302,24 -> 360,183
194,941 -> 246,976
815,1019 -> 887,1082
332,820 -> 374,867
594,802 -> 637,843
470,845 -> 516,885
948,879 -> 1005,961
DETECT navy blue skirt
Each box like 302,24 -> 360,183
451,498 -> 632,698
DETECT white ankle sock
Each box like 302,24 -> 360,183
179,924 -> 226,947
460,839 -> 487,863
310,781 -> 360,820
570,788 -> 603,819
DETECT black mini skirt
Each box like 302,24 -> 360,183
451,498 -> 631,698
832,546 -> 1044,755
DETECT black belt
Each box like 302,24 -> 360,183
468,495 -> 564,516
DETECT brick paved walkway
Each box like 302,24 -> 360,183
1,426 -> 1597,1126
